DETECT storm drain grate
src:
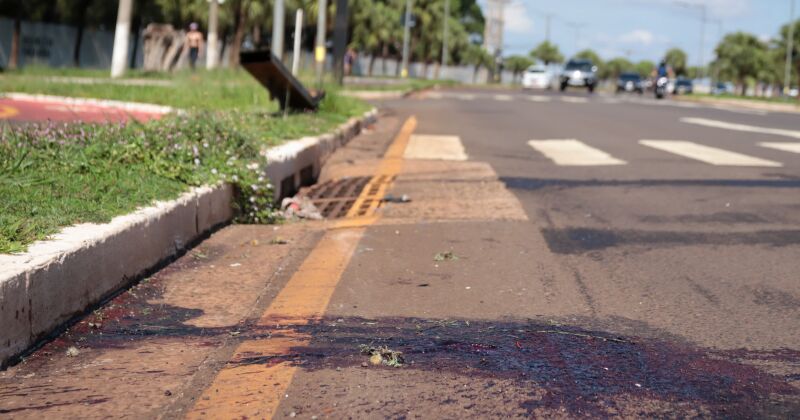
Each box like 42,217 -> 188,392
298,175 -> 396,219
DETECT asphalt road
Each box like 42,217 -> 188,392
2,88 -> 799,418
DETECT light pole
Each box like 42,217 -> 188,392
111,0 -> 133,78
401,0 -> 412,78
786,0 -> 796,95
441,0 -> 450,73
315,0 -> 327,89
272,0 -> 285,59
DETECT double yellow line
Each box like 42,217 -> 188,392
187,116 -> 417,419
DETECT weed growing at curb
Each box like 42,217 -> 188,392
0,94 -> 369,254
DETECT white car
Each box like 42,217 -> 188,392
522,65 -> 553,90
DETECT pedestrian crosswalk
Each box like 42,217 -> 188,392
526,139 -> 797,168
639,140 -> 782,167
527,140 -> 627,166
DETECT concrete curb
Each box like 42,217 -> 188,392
0,108 -> 377,368
0,184 -> 234,368
2,92 -> 175,115
265,108 -> 379,199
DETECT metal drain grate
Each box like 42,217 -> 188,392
298,176 -> 371,218
298,175 -> 396,219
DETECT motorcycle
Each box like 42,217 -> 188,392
655,76 -> 669,99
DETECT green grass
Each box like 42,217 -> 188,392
0,68 -> 370,254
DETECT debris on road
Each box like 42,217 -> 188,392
383,194 -> 412,203
434,251 -> 460,262
270,237 -> 289,245
359,344 -> 405,368
65,346 -> 80,357
281,197 -> 323,220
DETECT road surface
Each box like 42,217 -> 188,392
2,88 -> 799,418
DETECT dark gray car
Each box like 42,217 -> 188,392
560,59 -> 598,93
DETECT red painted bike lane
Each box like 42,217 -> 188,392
0,96 -> 168,124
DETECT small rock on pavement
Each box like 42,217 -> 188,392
66,346 -> 80,357
164,390 -> 172,396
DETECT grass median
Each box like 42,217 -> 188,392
0,69 -> 370,254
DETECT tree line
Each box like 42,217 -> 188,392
503,19 -> 799,96
0,0 -> 490,74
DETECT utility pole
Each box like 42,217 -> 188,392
272,0 -> 285,59
401,0 -> 412,78
709,18 -> 723,83
315,0 -> 328,89
441,0 -> 450,71
206,0 -> 220,70
483,0 -> 509,56
786,0 -> 796,95
110,0 -> 133,78
332,0 -> 348,85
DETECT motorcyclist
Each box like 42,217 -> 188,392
652,60 -> 674,79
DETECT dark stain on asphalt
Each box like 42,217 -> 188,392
640,212 -> 769,224
273,317 -> 800,417
501,176 -> 800,191
541,227 -> 800,254
751,286 -> 800,311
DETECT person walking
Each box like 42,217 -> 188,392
186,22 -> 204,70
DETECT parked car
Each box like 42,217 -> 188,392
560,59 -> 598,93
711,82 -> 735,95
616,72 -> 644,94
522,65 -> 554,89
673,77 -> 693,95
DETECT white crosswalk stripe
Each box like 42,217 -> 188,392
527,95 -> 552,103
560,97 -> 589,104
494,94 -> 513,101
405,135 -> 468,161
640,140 -> 782,167
528,139 -> 627,166
760,142 -> 800,154
681,118 -> 800,139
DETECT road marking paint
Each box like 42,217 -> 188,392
710,105 -> 768,116
640,140 -> 782,167
681,117 -> 800,139
0,104 -> 19,119
404,134 -> 468,161
494,94 -> 513,101
527,95 -> 551,102
187,117 -> 417,419
425,92 -> 444,99
760,142 -> 800,154
528,139 -> 627,166
457,93 -> 476,100
560,96 -> 589,104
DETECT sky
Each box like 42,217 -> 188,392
487,0 -> 796,65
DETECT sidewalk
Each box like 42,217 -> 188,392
0,110 -> 539,417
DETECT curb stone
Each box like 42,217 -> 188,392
0,107 -> 377,368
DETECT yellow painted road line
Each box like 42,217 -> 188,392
187,116 -> 416,419
345,116 -> 417,219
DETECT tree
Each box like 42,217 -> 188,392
504,54 -> 533,82
664,48 -> 688,76
574,49 -> 603,67
635,60 -> 655,77
529,41 -> 563,65
462,44 -> 493,83
715,32 -> 769,95
602,57 -> 633,80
